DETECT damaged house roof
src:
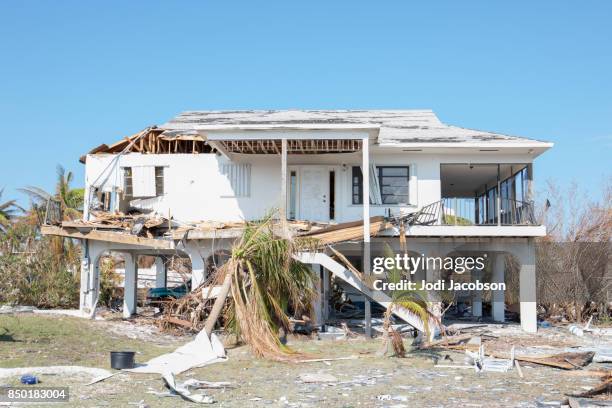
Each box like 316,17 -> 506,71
81,110 -> 552,161
160,110 -> 553,147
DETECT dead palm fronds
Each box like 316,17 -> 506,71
210,213 -> 318,360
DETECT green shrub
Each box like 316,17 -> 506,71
0,221 -> 80,308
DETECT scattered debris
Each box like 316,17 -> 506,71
566,377 -> 612,398
127,329 -> 225,375
515,360 -> 524,378
297,356 -> 359,364
377,394 -> 408,402
181,379 -> 234,390
162,372 -> 215,404
300,216 -> 388,244
0,305 -> 35,314
298,372 -> 339,383
0,366 -> 113,383
20,375 -> 38,384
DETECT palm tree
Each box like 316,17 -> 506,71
20,165 -> 84,221
0,188 -> 24,233
206,212 -> 318,360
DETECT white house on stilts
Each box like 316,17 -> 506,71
42,110 -> 552,334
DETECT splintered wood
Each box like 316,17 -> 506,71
79,127 -> 214,162
300,216 -> 387,244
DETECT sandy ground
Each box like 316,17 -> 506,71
0,314 -> 610,407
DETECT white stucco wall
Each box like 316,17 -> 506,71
84,149 -> 534,224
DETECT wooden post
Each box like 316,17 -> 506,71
362,137 -> 372,338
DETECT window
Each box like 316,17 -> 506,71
289,170 -> 297,220
123,166 -> 165,198
329,170 -> 335,220
352,166 -> 410,205
124,168 -> 133,197
155,167 -> 164,196
378,166 -> 409,204
352,167 -> 363,204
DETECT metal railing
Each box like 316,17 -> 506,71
403,197 -> 537,227
497,197 -> 536,225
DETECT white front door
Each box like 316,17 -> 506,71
300,166 -> 329,222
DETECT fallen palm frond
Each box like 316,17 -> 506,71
211,212 -> 318,360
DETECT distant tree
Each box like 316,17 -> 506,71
0,188 -> 24,233
20,165 -> 84,221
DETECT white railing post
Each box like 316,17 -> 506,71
361,137 -> 371,338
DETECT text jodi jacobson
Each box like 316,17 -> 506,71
371,253 -> 506,292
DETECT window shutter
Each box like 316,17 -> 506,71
221,163 -> 251,197
132,166 -> 156,197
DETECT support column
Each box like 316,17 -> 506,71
190,253 -> 206,290
184,242 -> 208,290
322,268 -> 331,320
519,240 -> 537,333
492,253 -> 505,322
425,250 -> 442,319
154,256 -> 167,288
281,138 -> 288,221
362,137 -> 372,338
311,265 -> 323,327
497,164 -> 502,226
123,252 -> 138,318
471,265 -> 483,318
79,239 -> 104,316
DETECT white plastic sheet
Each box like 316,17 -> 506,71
127,331 -> 226,375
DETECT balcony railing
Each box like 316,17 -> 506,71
406,197 -> 536,226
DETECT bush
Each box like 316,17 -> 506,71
0,221 -> 80,308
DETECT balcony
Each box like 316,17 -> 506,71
390,163 -> 543,237
408,197 -> 537,226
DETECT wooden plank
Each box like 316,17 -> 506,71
61,221 -> 127,230
165,317 -> 194,329
41,225 -> 174,249
300,216 -> 388,244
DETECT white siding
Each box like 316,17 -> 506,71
85,150 -> 534,224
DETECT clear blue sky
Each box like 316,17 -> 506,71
1,1 -> 610,206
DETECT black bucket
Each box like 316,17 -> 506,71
110,351 -> 135,369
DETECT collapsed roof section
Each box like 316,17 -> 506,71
79,127 -> 214,163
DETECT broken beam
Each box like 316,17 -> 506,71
41,225 -> 174,249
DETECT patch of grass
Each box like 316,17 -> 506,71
0,314 -> 173,368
